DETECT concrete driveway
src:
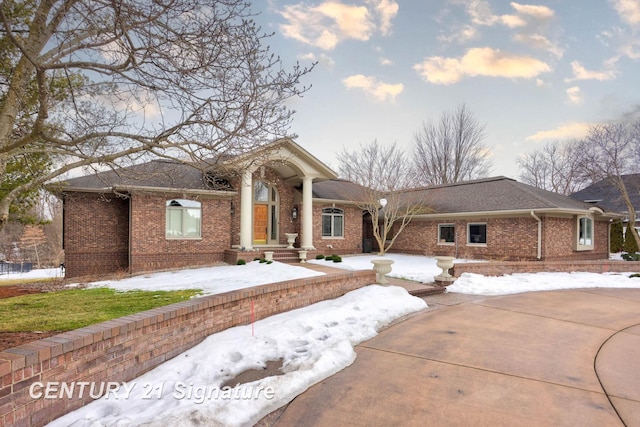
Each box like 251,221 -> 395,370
268,289 -> 640,426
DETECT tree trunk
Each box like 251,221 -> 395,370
615,176 -> 640,251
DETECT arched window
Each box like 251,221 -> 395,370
576,215 -> 594,249
166,199 -> 201,238
322,208 -> 344,238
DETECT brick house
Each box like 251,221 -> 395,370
389,177 -> 613,261
58,140 -> 616,278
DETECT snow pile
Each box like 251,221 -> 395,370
0,267 -> 64,281
85,261 -> 325,295
449,271 -> 640,295
310,253 -> 443,282
47,285 -> 426,427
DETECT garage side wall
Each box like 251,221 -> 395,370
62,193 -> 129,278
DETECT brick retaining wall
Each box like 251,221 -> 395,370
453,260 -> 640,276
0,269 -> 375,427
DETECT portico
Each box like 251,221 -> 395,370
234,139 -> 338,251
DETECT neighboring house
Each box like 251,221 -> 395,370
571,174 -> 640,229
389,177 -> 613,261
57,140 -> 616,278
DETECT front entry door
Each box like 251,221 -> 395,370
253,204 -> 268,244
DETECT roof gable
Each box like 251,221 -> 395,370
571,174 -> 640,214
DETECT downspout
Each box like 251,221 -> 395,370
530,211 -> 542,260
128,195 -> 133,273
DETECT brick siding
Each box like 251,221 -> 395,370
391,215 -> 610,261
312,204 -> 363,255
0,270 -> 375,427
129,194 -> 231,274
62,193 -> 129,278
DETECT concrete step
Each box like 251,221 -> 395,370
408,286 -> 446,297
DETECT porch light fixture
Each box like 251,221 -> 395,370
292,205 -> 298,219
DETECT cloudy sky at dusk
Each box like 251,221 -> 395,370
256,0 -> 640,179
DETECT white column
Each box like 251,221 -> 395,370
240,169 -> 253,250
301,176 -> 315,250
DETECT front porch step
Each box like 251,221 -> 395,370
264,249 -> 303,263
408,286 -> 446,297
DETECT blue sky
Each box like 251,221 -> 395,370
255,0 -> 640,179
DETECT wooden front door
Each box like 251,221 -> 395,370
253,204 -> 268,244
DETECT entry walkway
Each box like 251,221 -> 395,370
265,288 -> 640,426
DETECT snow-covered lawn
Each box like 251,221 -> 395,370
85,261 -> 325,295
309,253 -> 482,283
0,267 -> 64,281
10,253 -> 640,297
449,271 -> 640,295
312,253 -> 640,296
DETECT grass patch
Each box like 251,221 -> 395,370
0,287 -> 201,332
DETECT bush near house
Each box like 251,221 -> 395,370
610,221 -> 624,253
624,227 -> 640,254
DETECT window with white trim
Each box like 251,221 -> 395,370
438,224 -> 455,244
467,223 -> 487,245
576,216 -> 594,250
166,199 -> 201,238
322,208 -> 344,238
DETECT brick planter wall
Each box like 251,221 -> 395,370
453,260 -> 640,276
0,269 -> 375,427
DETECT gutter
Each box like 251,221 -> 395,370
530,210 -> 542,260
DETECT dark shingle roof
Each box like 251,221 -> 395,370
400,176 -> 602,214
312,179 -> 369,201
58,160 -> 215,192
570,174 -> 640,214
312,176 -> 600,215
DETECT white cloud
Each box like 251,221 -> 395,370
510,2 -> 555,20
379,57 -> 393,65
513,33 -> 564,58
526,122 -> 591,141
565,61 -> 616,82
342,74 -> 403,102
462,0 -> 553,28
610,0 -> 640,25
499,14 -> 527,28
278,1 -> 398,50
298,52 -> 336,69
413,47 -> 551,85
367,0 -> 399,35
437,24 -> 479,44
566,86 -> 584,105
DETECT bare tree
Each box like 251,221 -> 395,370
578,121 -> 640,250
0,0 -> 312,231
413,104 -> 492,185
518,140 -> 586,195
337,140 -> 427,255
